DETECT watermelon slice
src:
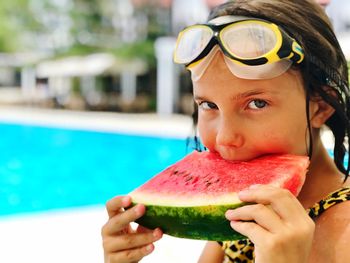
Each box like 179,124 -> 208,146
129,151 -> 309,241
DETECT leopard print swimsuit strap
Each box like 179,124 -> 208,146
307,187 -> 350,219
218,187 -> 350,263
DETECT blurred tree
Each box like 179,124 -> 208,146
0,0 -> 171,66
28,0 -> 73,54
63,0 -> 170,66
109,1 -> 171,67
0,0 -> 43,52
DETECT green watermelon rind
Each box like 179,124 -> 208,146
133,202 -> 249,241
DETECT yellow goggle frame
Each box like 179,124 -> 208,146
174,16 -> 304,68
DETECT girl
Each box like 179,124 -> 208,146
101,0 -> 350,262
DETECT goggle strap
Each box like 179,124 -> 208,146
309,55 -> 350,97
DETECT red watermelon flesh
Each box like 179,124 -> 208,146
129,151 -> 309,240
131,151 -> 309,206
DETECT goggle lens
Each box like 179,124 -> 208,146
175,26 -> 213,64
221,23 -> 277,59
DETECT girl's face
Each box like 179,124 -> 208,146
193,51 -> 311,161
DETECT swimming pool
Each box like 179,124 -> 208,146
0,122 -> 190,217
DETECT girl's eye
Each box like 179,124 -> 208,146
247,99 -> 268,110
199,101 -> 218,110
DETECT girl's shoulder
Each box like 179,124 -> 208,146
310,187 -> 350,262
318,195 -> 350,222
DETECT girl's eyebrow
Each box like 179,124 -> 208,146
193,88 -> 281,101
193,95 -> 208,101
231,89 -> 280,100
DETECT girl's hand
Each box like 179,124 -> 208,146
101,196 -> 163,263
225,185 -> 315,263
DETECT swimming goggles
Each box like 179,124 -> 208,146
173,15 -> 305,80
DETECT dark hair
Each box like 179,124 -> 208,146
189,0 -> 350,180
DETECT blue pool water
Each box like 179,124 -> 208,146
0,122 -> 190,217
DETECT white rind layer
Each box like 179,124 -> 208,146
129,191 -> 241,207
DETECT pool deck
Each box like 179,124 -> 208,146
0,105 -> 194,138
0,106 -> 335,263
0,206 -> 205,263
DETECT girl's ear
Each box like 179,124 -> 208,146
309,97 -> 335,128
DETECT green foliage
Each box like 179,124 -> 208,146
138,5 -> 170,41
110,40 -> 156,67
69,0 -> 111,42
62,1 -> 167,66
0,0 -> 48,51
55,44 -> 103,58
55,40 -> 156,69
0,0 -> 169,68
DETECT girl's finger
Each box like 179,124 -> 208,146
103,228 -> 163,252
106,196 -> 132,218
136,225 -> 153,234
108,243 -> 155,263
226,203 -> 283,233
238,185 -> 306,221
230,220 -> 271,245
102,204 -> 145,235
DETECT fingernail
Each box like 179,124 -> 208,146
145,244 -> 154,254
238,189 -> 249,198
249,184 -> 261,189
225,210 -> 233,219
135,204 -> 145,216
122,196 -> 131,207
153,228 -> 162,238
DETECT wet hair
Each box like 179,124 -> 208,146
188,0 -> 350,180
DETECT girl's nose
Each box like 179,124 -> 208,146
215,116 -> 244,148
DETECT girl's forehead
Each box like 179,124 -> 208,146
193,73 -> 305,99
193,49 -> 304,89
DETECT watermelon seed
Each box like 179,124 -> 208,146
181,171 -> 192,178
185,176 -> 193,182
206,182 -> 212,187
177,171 -> 186,176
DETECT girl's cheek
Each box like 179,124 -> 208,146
256,131 -> 293,151
198,136 -> 213,151
198,123 -> 215,146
